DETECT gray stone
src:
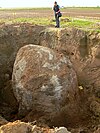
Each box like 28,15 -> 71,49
55,127 -> 71,133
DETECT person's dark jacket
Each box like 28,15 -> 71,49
53,5 -> 60,15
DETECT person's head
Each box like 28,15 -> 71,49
54,1 -> 57,6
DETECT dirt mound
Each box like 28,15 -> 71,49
0,120 -> 72,133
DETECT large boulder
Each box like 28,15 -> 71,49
12,44 -> 79,126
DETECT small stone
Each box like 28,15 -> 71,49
79,86 -> 84,90
55,127 -> 71,133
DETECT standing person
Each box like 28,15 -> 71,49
53,1 -> 61,28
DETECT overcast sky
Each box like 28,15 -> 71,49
0,0 -> 100,8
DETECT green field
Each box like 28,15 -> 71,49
0,7 -> 100,31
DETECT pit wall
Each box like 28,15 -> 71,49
0,24 -> 100,119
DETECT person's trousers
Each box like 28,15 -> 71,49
55,14 -> 60,27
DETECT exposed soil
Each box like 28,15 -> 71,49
0,8 -> 100,19
0,23 -> 99,133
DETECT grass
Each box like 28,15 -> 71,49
0,18 -> 52,25
93,29 -> 100,33
0,17 -> 99,32
63,7 -> 100,10
62,18 -> 100,31
0,7 -> 99,31
0,7 -> 51,11
61,19 -> 94,28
